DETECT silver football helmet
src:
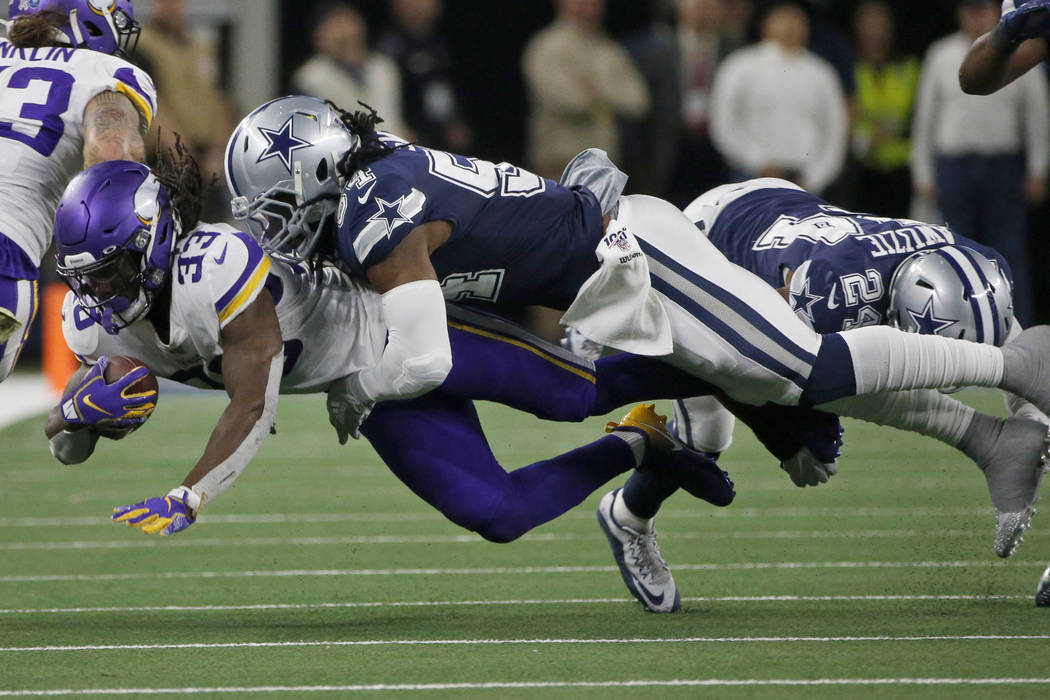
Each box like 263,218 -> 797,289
225,95 -> 359,264
888,246 -> 1013,346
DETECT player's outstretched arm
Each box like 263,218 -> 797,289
960,2 -> 1050,95
327,222 -> 454,443
113,291 -> 284,535
82,91 -> 147,168
45,358 -> 157,464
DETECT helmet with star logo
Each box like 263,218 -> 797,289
224,95 -> 360,265
888,246 -> 1013,346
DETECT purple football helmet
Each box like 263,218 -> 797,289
54,160 -> 179,334
8,0 -> 140,57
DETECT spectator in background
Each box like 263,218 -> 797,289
620,0 -> 680,198
911,0 -> 1049,326
662,0 -> 733,207
521,0 -> 650,181
136,0 -> 236,219
292,2 -> 407,137
377,0 -> 472,152
708,0 -> 847,195
721,0 -> 754,49
850,0 -> 918,218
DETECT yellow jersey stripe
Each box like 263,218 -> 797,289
114,82 -> 154,129
447,320 -> 596,384
218,257 -> 271,324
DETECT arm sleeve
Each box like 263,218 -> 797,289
353,279 -> 453,403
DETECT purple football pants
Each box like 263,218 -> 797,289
359,305 -> 719,542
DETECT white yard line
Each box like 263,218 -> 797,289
2,679 -> 1050,695
0,560 -> 1035,584
0,374 -> 55,430
4,635 -> 1050,653
0,506 -> 996,528
0,594 -> 1025,616
0,528 -> 1011,551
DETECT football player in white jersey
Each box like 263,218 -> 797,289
47,155 -> 772,563
960,0 -> 1050,94
0,0 -> 155,381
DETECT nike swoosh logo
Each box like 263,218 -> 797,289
82,394 -> 112,416
826,282 -> 839,309
357,181 -> 377,204
213,243 -> 228,265
632,580 -> 665,607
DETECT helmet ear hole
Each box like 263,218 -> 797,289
316,158 -> 329,182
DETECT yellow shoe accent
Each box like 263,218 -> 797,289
605,403 -> 676,451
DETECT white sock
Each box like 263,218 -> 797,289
612,489 -> 653,533
822,390 -> 975,447
839,326 -> 1004,394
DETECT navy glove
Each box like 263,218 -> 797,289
997,0 -> 1050,46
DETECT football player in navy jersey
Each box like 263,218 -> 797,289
54,152 -> 855,606
597,177 -> 1050,610
226,96 -> 1050,607
0,0 -> 155,383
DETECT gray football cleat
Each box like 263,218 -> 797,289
596,489 -> 680,613
1036,565 -> 1050,607
975,417 -> 1050,557
1001,326 -> 1050,417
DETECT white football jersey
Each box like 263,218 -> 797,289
0,39 -> 157,267
62,224 -> 386,393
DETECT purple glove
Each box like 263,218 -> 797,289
998,0 -> 1050,45
112,487 -> 200,536
60,356 -> 156,431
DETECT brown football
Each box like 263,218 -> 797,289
96,355 -> 158,439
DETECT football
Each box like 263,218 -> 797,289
96,355 -> 158,440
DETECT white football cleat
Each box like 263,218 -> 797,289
596,489 -> 680,613
978,417 -> 1050,557
1036,565 -> 1050,607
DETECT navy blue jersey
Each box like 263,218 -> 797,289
334,135 -> 605,310
706,187 -> 1012,332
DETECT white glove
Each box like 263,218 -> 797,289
326,373 -> 375,444
780,446 -> 838,487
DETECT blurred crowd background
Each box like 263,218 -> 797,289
7,0 -> 1050,362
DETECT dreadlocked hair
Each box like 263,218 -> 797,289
152,134 -> 212,234
328,100 -> 410,179
7,11 -> 68,48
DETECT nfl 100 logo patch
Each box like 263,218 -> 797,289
603,227 -> 642,264
18,0 -> 43,11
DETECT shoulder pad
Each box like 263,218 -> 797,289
174,226 -> 271,329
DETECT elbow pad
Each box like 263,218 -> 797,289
356,279 -> 452,402
49,429 -> 99,465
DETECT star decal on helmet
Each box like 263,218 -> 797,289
368,196 -> 415,237
907,298 -> 958,335
788,277 -> 825,324
256,116 -> 311,173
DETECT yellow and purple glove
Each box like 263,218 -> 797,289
61,356 -> 156,432
112,487 -> 201,536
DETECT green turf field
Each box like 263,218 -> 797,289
2,388 -> 1050,698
